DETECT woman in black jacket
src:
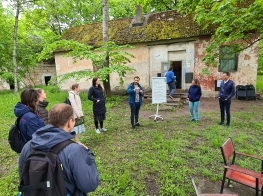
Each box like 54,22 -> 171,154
36,88 -> 49,125
88,77 -> 106,134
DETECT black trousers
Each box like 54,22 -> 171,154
219,98 -> 231,125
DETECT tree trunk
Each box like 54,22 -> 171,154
55,14 -> 62,35
102,0 -> 111,97
13,1 -> 20,96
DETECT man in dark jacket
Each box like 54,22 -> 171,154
127,76 -> 144,130
218,72 -> 236,127
19,103 -> 99,196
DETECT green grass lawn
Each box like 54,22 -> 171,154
256,75 -> 263,93
0,86 -> 263,196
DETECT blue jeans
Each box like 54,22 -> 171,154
189,101 -> 200,120
168,82 -> 176,96
219,98 -> 231,125
130,102 -> 140,125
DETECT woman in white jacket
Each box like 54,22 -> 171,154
69,83 -> 85,142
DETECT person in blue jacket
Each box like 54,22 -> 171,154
19,103 -> 99,196
188,79 -> 202,123
14,89 -> 45,142
218,72 -> 236,127
165,67 -> 176,99
127,76 -> 144,130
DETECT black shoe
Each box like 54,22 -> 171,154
132,125 -> 136,130
136,123 -> 143,127
189,119 -> 195,122
218,122 -> 224,125
226,124 -> 230,127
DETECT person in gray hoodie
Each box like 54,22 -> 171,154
35,88 -> 49,125
19,103 -> 99,196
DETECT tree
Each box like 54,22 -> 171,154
12,0 -> 21,95
177,0 -> 262,75
38,40 -> 136,93
102,0 -> 111,96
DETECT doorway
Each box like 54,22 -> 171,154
171,61 -> 182,89
45,76 -> 51,86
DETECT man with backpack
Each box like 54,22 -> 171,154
18,103 -> 99,196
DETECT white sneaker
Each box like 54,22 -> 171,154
95,129 -> 101,134
100,128 -> 107,132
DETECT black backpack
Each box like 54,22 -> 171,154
63,94 -> 75,105
8,111 -> 33,153
18,140 -> 75,196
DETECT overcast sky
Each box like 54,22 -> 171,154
2,1 -> 9,8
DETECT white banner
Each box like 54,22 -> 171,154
152,77 -> 167,104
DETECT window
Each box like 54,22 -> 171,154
219,45 -> 238,72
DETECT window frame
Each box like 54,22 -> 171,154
219,45 -> 238,72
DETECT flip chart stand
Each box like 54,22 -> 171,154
149,103 -> 164,122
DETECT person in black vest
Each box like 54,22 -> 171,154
35,88 -> 49,125
88,77 -> 107,134
218,72 -> 236,127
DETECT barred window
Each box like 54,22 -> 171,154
219,46 -> 238,72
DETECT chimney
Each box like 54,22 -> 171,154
135,5 -> 142,23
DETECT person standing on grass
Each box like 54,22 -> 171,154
14,89 -> 45,141
88,77 -> 107,134
19,103 -> 99,195
218,72 -> 236,128
127,76 -> 144,130
35,88 -> 49,125
188,79 -> 202,123
69,84 -> 85,142
165,67 -> 176,99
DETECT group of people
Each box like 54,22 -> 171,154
165,69 -> 235,127
13,71 -> 235,195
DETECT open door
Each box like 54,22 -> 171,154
161,61 -> 170,91
171,61 -> 182,89
161,62 -> 170,77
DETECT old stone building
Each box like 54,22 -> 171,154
54,2 -> 259,97
0,63 -> 56,90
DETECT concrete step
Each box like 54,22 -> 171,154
166,97 -> 180,103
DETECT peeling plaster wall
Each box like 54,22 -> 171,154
149,40 -> 196,89
54,36 -> 259,96
195,36 -> 259,97
54,43 -> 149,91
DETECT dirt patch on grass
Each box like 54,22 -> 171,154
145,175 -> 160,196
199,179 -> 256,196
140,98 -> 263,121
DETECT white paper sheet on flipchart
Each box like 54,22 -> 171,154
152,77 -> 167,104
217,80 -> 223,87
